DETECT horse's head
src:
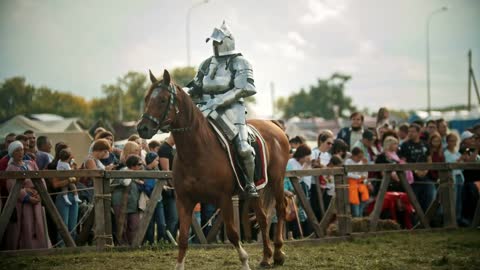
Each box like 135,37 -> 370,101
137,69 -> 178,139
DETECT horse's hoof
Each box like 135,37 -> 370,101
259,261 -> 273,268
273,251 -> 286,266
273,257 -> 285,266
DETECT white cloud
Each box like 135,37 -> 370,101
287,31 -> 306,46
299,0 -> 347,25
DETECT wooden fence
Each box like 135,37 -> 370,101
0,162 -> 479,252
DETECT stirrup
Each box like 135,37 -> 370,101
245,184 -> 259,198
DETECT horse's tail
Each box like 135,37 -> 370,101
260,182 -> 278,219
270,120 -> 284,130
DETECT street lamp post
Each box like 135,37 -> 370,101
426,6 -> 448,115
186,0 -> 209,67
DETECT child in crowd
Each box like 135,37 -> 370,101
56,149 -> 82,205
323,155 -> 344,207
345,147 -> 370,217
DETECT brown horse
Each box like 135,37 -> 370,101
137,70 -> 290,270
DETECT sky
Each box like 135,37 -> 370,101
1,0 -> 479,118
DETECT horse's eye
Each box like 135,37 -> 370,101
160,99 -> 167,104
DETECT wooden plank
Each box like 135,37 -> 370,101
318,198 -> 336,233
31,178 -> 76,247
344,163 -> 451,173
206,214 -> 223,243
0,179 -> 23,244
131,181 -> 165,247
369,172 -> 391,232
191,212 -> 208,245
104,171 -> 173,179
438,171 -> 457,228
290,177 -> 323,237
285,168 -> 343,177
314,181 -> 326,217
93,178 -> 107,249
397,172 -> 430,229
0,170 -> 104,179
102,179 -> 113,246
77,207 -> 95,245
414,195 -> 440,229
448,162 -> 480,170
334,174 -> 352,236
472,191 -> 480,228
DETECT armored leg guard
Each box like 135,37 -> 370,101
235,124 -> 258,198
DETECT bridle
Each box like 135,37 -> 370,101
141,83 -> 191,133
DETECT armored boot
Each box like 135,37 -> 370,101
235,124 -> 259,198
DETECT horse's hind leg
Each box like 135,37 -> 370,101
221,197 -> 251,270
272,178 -> 286,266
253,198 -> 273,267
175,199 -> 194,270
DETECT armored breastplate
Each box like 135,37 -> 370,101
202,57 -> 232,94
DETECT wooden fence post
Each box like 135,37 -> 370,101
232,195 -> 241,240
318,197 -> 336,234
369,172 -> 391,232
32,178 -> 76,247
472,191 -> 480,228
0,179 -> 23,244
206,214 -> 223,243
438,170 -> 457,228
289,177 -> 323,237
397,171 -> 430,229
102,179 -> 113,246
131,180 -> 165,247
93,177 -> 107,250
314,181 -> 326,218
334,173 -> 351,236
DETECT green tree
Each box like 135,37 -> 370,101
31,87 -> 89,119
171,66 -> 196,87
0,77 -> 35,121
277,72 -> 356,119
93,71 -> 148,123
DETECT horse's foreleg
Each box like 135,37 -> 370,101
221,198 -> 251,270
253,199 -> 273,268
175,200 -> 194,270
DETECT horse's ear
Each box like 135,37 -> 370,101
149,69 -> 158,84
163,69 -> 171,85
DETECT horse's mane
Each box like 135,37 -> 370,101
173,84 -> 218,146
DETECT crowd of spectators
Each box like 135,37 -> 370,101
286,108 -> 479,236
0,107 -> 479,249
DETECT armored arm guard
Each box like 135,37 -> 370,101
209,57 -> 256,108
187,58 -> 211,101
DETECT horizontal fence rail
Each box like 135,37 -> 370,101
0,162 -> 479,253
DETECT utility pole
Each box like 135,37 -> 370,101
270,82 -> 275,117
467,49 -> 480,111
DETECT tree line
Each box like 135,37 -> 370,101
0,68 -> 358,125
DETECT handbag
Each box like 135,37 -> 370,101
138,191 -> 149,211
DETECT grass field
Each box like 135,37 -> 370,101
1,229 -> 479,270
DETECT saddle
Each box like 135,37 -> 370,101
208,120 -> 268,191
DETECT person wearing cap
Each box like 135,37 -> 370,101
352,129 -> 374,163
5,141 -> 51,249
143,152 -> 167,245
460,130 -> 476,149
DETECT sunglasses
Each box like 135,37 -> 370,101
326,142 -> 333,145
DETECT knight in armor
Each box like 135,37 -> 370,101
187,21 -> 259,198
